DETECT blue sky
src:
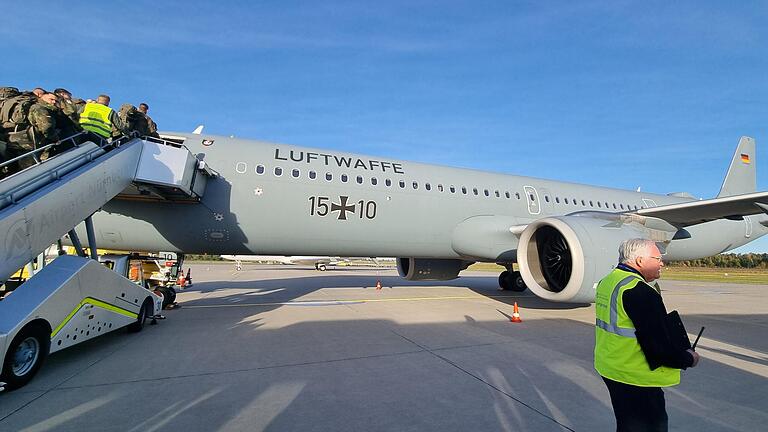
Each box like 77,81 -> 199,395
5,1 -> 768,252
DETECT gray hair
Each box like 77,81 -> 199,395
618,238 -> 655,264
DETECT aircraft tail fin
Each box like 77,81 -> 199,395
717,136 -> 756,197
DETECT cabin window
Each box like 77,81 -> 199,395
473,188 -> 479,196
309,170 -> 316,179
426,183 -> 432,191
450,185 -> 456,193
356,175 -> 363,184
505,191 -> 510,198
292,169 -> 300,178
371,177 -> 378,185
564,198 -> 569,204
555,197 -> 560,203
515,192 -> 521,199
413,181 -> 419,190
484,189 -> 490,197
274,167 -> 283,176
325,173 -> 332,181
385,179 -> 392,186
438,184 -> 444,192
597,201 -> 602,208
462,187 -> 467,194
341,174 -> 348,183
399,180 -> 406,188
545,196 -> 550,203
256,165 -> 265,175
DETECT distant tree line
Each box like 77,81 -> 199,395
668,253 -> 768,269
185,254 -> 224,261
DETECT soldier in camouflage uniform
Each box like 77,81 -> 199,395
1,91 -> 38,172
28,93 -> 81,157
53,88 -> 79,124
138,103 -> 159,138
118,104 -> 151,137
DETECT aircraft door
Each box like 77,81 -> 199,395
523,185 -> 541,215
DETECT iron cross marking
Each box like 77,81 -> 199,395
331,196 -> 356,220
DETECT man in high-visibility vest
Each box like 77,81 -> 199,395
595,238 -> 700,431
78,94 -> 126,139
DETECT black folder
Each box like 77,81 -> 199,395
666,310 -> 692,351
636,310 -> 691,370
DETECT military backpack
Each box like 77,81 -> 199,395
0,93 -> 38,130
0,87 -> 20,101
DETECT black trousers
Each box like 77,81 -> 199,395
602,376 -> 668,432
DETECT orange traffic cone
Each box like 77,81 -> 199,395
375,279 -> 382,290
177,275 -> 185,287
510,302 -> 522,323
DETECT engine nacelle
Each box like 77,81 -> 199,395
397,258 -> 472,281
517,215 -> 646,303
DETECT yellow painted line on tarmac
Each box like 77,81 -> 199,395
183,295 -> 486,309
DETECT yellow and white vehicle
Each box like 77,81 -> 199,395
0,134 -> 207,392
0,255 -> 163,392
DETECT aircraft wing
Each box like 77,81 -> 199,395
636,191 -> 768,227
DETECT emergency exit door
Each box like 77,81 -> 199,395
524,185 -> 540,215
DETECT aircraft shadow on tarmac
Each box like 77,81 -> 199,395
2,306 -> 766,432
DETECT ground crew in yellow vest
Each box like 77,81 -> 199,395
78,94 -> 127,139
595,238 -> 699,432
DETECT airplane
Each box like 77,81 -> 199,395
221,255 -> 346,271
220,255 -> 395,271
81,134 -> 768,303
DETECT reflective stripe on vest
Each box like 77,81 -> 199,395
594,268 -> 680,387
595,276 -> 637,338
79,103 -> 112,138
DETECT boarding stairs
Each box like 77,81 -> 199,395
0,134 -> 214,284
0,133 -> 216,390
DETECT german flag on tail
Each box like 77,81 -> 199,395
741,153 -> 751,164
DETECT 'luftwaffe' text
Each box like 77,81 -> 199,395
275,148 -> 405,174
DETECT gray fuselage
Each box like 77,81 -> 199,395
89,133 -> 768,261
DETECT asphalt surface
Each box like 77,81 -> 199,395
1,263 -> 766,431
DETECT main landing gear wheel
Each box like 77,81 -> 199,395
498,270 -> 527,292
0,322 -> 50,391
155,286 -> 177,309
316,264 -> 327,271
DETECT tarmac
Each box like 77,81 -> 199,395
0,263 -> 766,431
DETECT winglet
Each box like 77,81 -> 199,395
718,136 -> 756,197
192,125 -> 204,135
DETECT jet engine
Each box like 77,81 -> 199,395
397,258 -> 472,281
517,215 -> 648,303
